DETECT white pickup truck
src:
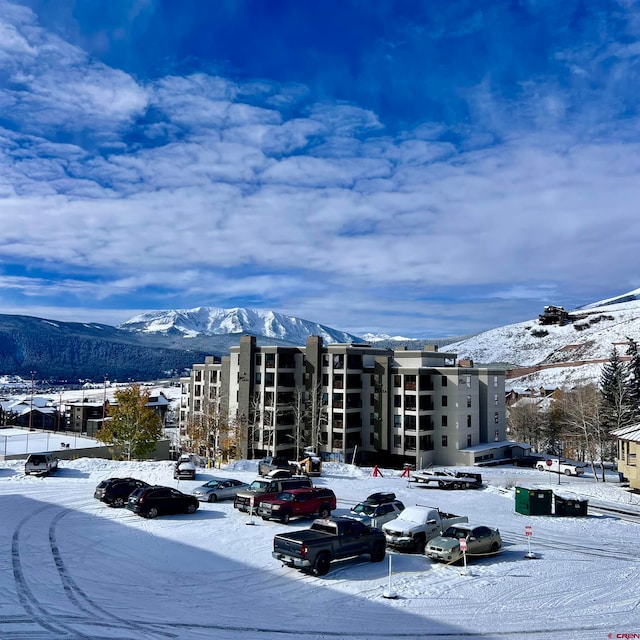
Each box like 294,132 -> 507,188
536,459 -> 585,476
382,505 -> 469,553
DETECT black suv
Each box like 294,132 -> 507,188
126,486 -> 199,518
94,477 -> 150,508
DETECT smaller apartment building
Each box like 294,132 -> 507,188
179,335 -> 507,468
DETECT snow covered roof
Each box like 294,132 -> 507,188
611,424 -> 640,442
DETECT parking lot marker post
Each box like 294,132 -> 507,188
382,554 -> 397,599
459,538 -> 468,576
524,525 -> 535,559
247,496 -> 256,526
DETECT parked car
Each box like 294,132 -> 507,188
24,452 -> 59,477
257,487 -> 337,523
126,486 -> 199,518
536,459 -> 585,476
258,455 -> 298,477
348,497 -> 405,528
234,476 -> 313,512
191,478 -> 249,503
425,524 -> 502,564
174,454 -> 198,480
94,477 -> 150,507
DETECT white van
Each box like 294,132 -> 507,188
25,452 -> 59,476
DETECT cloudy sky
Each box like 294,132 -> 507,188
1,0 -> 640,339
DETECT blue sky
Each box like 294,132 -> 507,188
2,0 -> 640,339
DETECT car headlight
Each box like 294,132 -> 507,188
271,504 -> 281,510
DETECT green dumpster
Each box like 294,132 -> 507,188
554,494 -> 588,517
515,487 -> 553,516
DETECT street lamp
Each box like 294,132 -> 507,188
102,374 -> 109,423
28,371 -> 35,431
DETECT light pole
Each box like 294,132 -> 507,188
28,371 -> 35,431
102,374 -> 109,424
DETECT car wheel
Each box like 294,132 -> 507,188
147,507 -> 158,519
490,542 -> 500,553
536,465 -> 545,471
370,542 -> 385,563
208,494 -> 218,503
112,497 -> 125,508
186,503 -> 197,514
413,535 -> 426,554
564,469 -> 572,476
312,552 -> 331,577
279,511 -> 291,524
318,506 -> 330,519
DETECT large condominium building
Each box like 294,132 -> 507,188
180,335 -> 508,468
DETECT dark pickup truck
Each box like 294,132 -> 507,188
258,455 -> 298,477
272,517 -> 386,576
257,487 -> 336,523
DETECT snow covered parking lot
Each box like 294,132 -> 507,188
1,458 -> 639,640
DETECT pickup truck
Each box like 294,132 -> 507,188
382,505 -> 469,553
412,468 -> 483,490
258,456 -> 298,477
257,487 -> 336,523
536,458 -> 585,476
272,517 -> 386,576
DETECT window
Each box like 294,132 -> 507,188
467,415 -> 472,428
466,395 -> 472,408
255,372 -> 261,384
405,435 -> 416,451
393,415 -> 402,428
393,434 -> 402,448
393,375 -> 402,388
442,395 -> 448,407
394,395 -> 402,408
255,354 -> 262,366
442,435 -> 448,447
467,435 -> 472,447
494,430 -> 500,441
442,376 -> 448,387
494,394 -> 499,406
441,415 -> 448,427
420,434 -> 434,451
494,375 -> 498,387
404,415 -> 416,430
494,412 -> 500,424
466,375 -> 471,388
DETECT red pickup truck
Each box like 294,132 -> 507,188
257,487 -> 336,524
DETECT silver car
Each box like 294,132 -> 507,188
192,478 -> 249,503
426,524 -> 502,564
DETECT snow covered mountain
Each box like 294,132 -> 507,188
442,289 -> 640,389
119,307 -> 365,345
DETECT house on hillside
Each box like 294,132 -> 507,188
612,425 -> 640,491
1,396 -> 62,431
538,305 -> 570,326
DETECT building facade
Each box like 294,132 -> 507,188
179,335 -> 507,468
612,424 -> 640,491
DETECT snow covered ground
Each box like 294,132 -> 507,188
1,457 -> 639,640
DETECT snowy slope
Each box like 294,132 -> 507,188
0,456 -> 637,640
119,307 -> 365,344
443,299 -> 640,368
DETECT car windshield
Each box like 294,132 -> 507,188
351,503 -> 375,516
248,480 -> 269,491
204,481 -> 221,488
442,527 -> 469,539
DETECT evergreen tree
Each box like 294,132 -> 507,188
625,337 -> 640,420
599,346 -> 633,432
97,385 -> 163,460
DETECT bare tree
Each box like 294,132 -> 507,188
554,385 -> 608,481
183,392 -> 230,467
